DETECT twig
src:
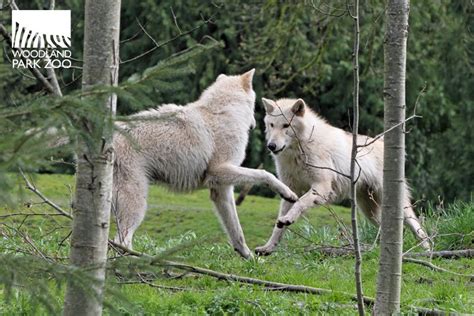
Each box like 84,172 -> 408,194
18,169 -> 72,219
403,257 -> 474,279
303,245 -> 473,279
0,212 -> 68,219
135,18 -> 160,48
308,0 -> 348,17
1,0 -> 62,97
350,5 -> 366,310
138,273 -> 188,291
121,15 -> 214,65
357,114 -> 421,148
0,24 -> 58,95
117,280 -> 188,291
170,6 -> 182,34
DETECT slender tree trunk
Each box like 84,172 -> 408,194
374,0 -> 410,314
349,0 -> 364,315
63,1 -> 121,315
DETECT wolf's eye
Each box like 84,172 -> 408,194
270,123 -> 274,128
283,123 -> 290,128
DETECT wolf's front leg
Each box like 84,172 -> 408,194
255,199 -> 293,256
210,185 -> 252,259
276,189 -> 318,228
206,164 -> 298,202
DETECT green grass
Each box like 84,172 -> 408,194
1,173 -> 473,315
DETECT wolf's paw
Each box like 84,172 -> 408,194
279,190 -> 298,203
420,238 -> 432,251
276,215 -> 295,228
255,245 -> 275,256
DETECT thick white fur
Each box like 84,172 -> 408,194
112,71 -> 298,259
255,98 -> 430,255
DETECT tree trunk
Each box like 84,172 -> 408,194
349,0 -> 365,315
374,0 -> 410,314
63,1 -> 121,315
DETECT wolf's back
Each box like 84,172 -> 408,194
114,107 -> 213,192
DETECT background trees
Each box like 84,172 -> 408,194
2,0 -> 470,206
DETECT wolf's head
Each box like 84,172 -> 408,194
199,69 -> 256,127
262,98 -> 308,155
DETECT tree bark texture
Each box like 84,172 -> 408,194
374,0 -> 410,314
349,0 -> 365,315
63,1 -> 121,315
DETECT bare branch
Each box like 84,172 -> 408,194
308,0 -> 348,17
357,114 -> 421,148
403,257 -> 474,278
0,24 -> 59,95
121,15 -> 214,65
135,18 -> 160,48
18,169 -> 72,219
349,0 -> 365,312
160,260 -> 375,305
170,6 -> 182,34
358,84 -> 426,148
0,212 -> 68,219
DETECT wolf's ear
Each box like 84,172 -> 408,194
217,74 -> 226,80
262,98 -> 275,113
291,99 -> 306,117
241,68 -> 255,92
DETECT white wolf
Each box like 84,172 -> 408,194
255,98 -> 430,255
112,70 -> 298,259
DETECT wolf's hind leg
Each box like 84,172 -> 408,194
210,185 -> 252,259
403,204 -> 431,250
206,164 -> 298,202
356,187 -> 382,226
255,200 -> 293,256
113,180 -> 148,249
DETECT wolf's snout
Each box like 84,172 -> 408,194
267,143 -> 277,152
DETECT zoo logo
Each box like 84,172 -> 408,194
12,10 -> 71,49
11,10 -> 72,69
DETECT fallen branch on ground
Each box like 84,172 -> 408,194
403,257 -> 474,279
160,260 -> 375,305
404,249 -> 473,259
306,245 -> 473,278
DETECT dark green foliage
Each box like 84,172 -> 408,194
0,1 -> 471,203
0,254 -> 96,314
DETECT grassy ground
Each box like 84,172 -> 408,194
1,173 -> 473,315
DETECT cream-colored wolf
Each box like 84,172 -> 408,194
112,70 -> 298,259
255,98 -> 430,255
